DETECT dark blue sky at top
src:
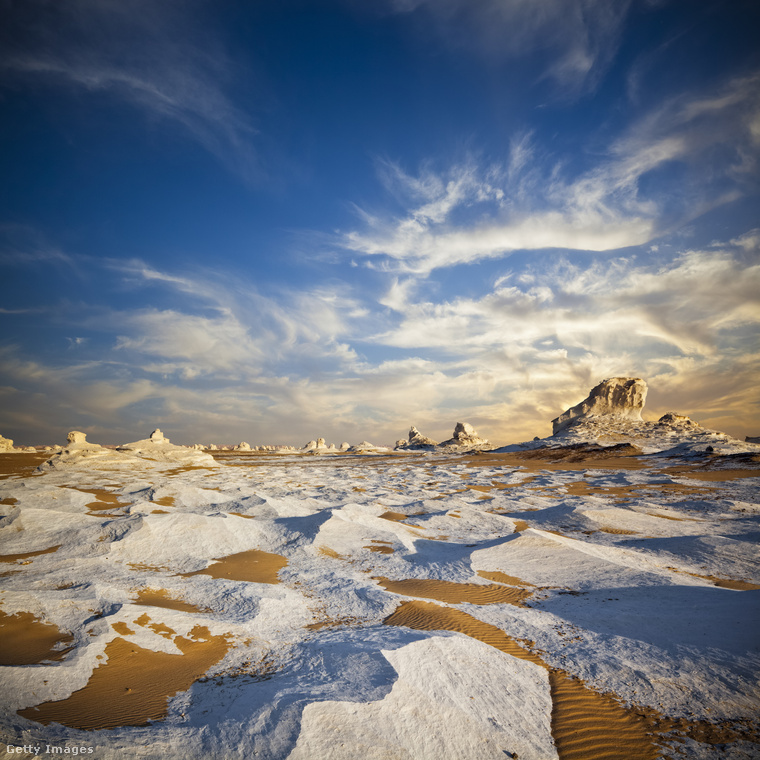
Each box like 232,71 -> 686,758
1,0 -> 759,445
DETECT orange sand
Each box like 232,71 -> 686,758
374,577 -> 532,606
0,609 -> 74,665
0,544 -> 60,563
19,626 -> 230,730
181,549 -> 287,584
0,453 -> 48,479
133,587 -> 207,613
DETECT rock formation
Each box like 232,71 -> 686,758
656,412 -> 701,430
0,434 -> 15,452
439,422 -> 490,450
118,429 -> 216,466
235,442 -> 251,451
396,426 -> 439,450
552,377 -> 647,435
39,430 -> 115,470
348,441 -> 390,453
67,431 -> 89,446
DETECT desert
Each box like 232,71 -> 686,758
0,378 -> 758,759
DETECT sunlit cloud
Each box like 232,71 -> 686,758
2,234 -> 758,447
338,71 -> 760,275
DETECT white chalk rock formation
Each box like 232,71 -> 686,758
655,412 -> 702,431
522,379 -> 758,454
235,442 -> 251,451
439,422 -> 490,450
552,377 -> 647,435
302,440 -> 318,451
396,426 -> 439,450
348,441 -> 390,453
0,434 -> 15,452
118,429 -> 216,466
339,442 -> 351,451
40,430 -> 119,470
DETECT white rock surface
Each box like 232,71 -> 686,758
0,434 -> 15,452
288,635 -> 555,760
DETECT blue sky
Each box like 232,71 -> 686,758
1,0 -> 759,446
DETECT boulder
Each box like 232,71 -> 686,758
67,430 -> 89,446
0,434 -> 15,452
552,378 -> 647,435
236,441 -> 251,451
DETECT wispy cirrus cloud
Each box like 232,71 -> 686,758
339,72 -> 760,275
0,0 -> 259,179
379,0 -> 634,92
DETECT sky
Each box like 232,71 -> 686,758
1,0 -> 759,447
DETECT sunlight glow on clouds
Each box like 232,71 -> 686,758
341,72 -> 760,275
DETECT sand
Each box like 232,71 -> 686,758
17,626 -> 230,730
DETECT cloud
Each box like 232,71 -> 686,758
378,0 -> 633,92
0,0 -> 259,179
2,237 -> 758,447
339,71 -> 760,274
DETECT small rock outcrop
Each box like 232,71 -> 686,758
552,378 -> 647,435
118,429 -> 216,466
0,434 -> 15,452
439,422 -> 490,450
235,442 -> 251,451
348,441 -> 390,453
396,426 -> 439,450
65,430 -> 102,449
39,430 -> 114,470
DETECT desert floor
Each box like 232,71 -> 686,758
0,446 -> 758,759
